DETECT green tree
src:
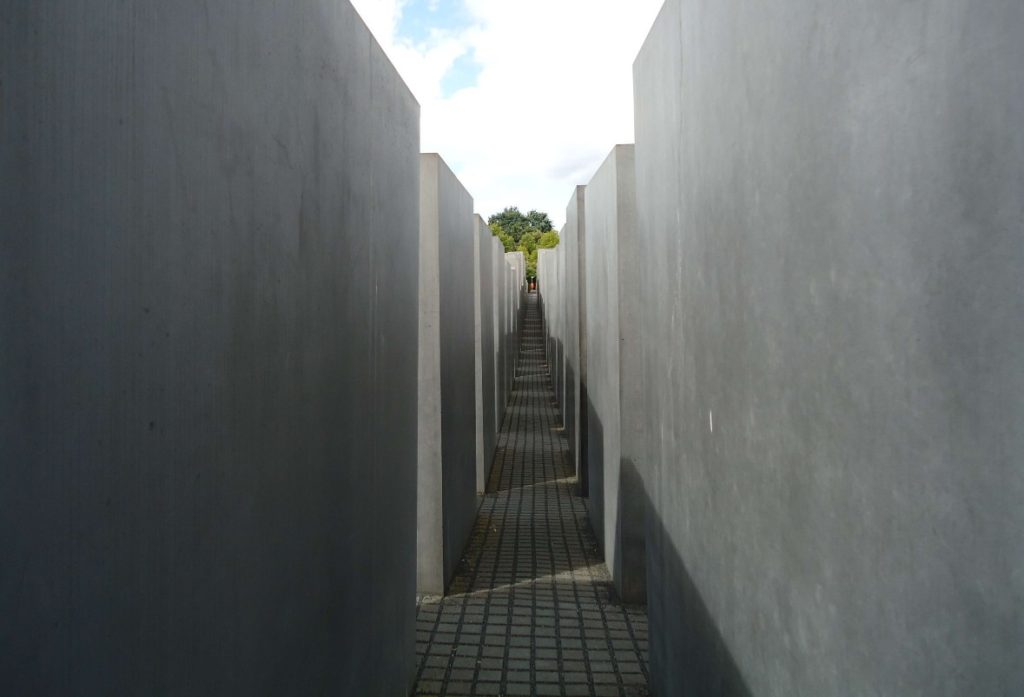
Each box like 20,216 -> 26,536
517,232 -> 538,280
526,210 -> 553,234
488,207 -> 553,244
518,231 -> 540,255
489,221 -> 516,253
489,208 -> 559,282
516,230 -> 561,282
538,231 -> 560,249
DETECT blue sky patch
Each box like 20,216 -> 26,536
441,50 -> 483,97
396,0 -> 473,45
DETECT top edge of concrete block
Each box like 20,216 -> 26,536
350,4 -> 421,108
632,0 -> 674,71
590,145 -> 637,187
420,153 -> 473,205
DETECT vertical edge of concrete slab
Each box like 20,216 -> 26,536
474,215 -> 485,492
476,215 -> 497,492
492,237 -> 505,434
417,154 -> 445,597
562,187 -> 587,493
436,155 -> 478,589
584,145 -> 646,604
613,145 -> 647,605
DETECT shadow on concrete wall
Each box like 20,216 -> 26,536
586,402 -> 647,605
587,395 -> 605,554
616,458 -> 647,604
579,380 -> 590,497
642,481 -> 753,697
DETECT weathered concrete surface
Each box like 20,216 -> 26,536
634,1 -> 1024,694
475,215 -> 497,493
502,257 -> 513,399
0,2 -> 419,695
499,258 -> 509,410
543,243 -> 561,419
537,247 -> 558,402
557,239 -> 567,429
506,251 -> 527,390
492,237 -> 508,432
537,248 -> 555,346
584,145 -> 646,604
562,187 -> 588,493
418,154 -> 477,595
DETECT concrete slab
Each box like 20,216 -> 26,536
475,215 -> 497,492
635,1 -> 1024,693
417,154 -> 477,596
562,187 -> 588,491
492,237 -> 507,432
583,145 -> 646,603
0,3 -> 419,694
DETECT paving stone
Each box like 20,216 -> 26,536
449,668 -> 475,682
412,295 -> 649,697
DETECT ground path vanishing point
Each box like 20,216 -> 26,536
414,293 -> 650,697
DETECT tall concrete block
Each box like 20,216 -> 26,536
504,257 -> 516,397
562,187 -> 588,491
538,248 -> 556,357
501,259 -> 510,399
492,237 -> 507,432
635,1 -> 1024,694
475,216 -> 497,492
417,154 -> 477,595
552,239 -> 569,423
506,251 -> 526,383
584,145 -> 646,603
546,244 -> 559,406
0,2 -> 419,694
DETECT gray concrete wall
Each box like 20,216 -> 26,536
492,237 -> 507,433
538,248 -> 555,364
538,247 -> 558,403
634,0 -> 1024,694
562,187 -> 588,492
504,255 -> 517,399
506,251 -> 526,385
475,216 -> 497,493
583,145 -> 646,604
417,154 -> 477,595
0,2 -> 419,695
557,239 -> 567,428
545,243 -> 560,415
499,258 -> 509,408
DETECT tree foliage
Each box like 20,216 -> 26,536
538,231 -> 560,250
488,207 -> 559,281
488,222 -> 517,253
522,229 -> 559,280
487,207 -> 553,245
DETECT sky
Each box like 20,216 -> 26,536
349,0 -> 665,229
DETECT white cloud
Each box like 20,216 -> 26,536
349,0 -> 404,48
350,0 -> 664,228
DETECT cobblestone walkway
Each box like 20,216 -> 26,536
413,294 -> 649,697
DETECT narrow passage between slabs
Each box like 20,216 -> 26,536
414,293 -> 650,697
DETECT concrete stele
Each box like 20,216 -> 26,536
417,153 -> 477,596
